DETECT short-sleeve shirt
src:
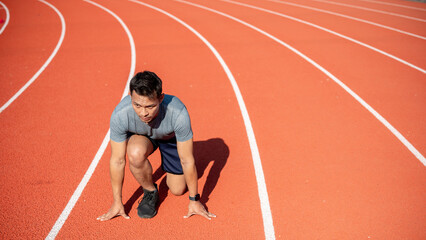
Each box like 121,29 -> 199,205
110,94 -> 193,143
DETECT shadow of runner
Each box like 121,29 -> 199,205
124,138 -> 229,215
195,138 -> 229,204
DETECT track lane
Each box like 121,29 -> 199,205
46,0 -> 136,237
172,0 -> 425,238
0,0 -> 66,113
284,0 -> 426,35
224,0 -> 425,73
267,0 -> 425,40
357,0 -> 426,11
0,1 -> 10,34
55,0 -> 265,239
220,0 -> 426,158
263,0 -> 426,68
0,0 -> 131,238
0,0 -> 60,107
312,0 -> 426,22
323,0 -> 426,19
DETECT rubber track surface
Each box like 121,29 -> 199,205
0,0 -> 424,239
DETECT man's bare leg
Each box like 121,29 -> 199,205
127,135 -> 159,218
127,135 -> 156,191
166,173 -> 187,196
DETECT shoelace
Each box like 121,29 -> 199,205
139,191 -> 155,204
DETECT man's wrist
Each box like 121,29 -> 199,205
189,193 -> 200,201
112,195 -> 123,203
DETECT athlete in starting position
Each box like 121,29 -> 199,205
97,71 -> 215,221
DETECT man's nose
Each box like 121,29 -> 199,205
141,108 -> 148,116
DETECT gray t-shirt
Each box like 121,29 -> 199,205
110,94 -> 193,143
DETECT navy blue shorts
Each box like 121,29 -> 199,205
148,136 -> 183,175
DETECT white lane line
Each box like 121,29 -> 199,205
0,1 -> 10,34
313,0 -> 426,22
357,0 -> 426,12
176,1 -> 426,165
0,0 -> 65,114
223,0 -> 426,74
268,0 -> 426,40
45,0 -> 136,239
128,0 -> 276,239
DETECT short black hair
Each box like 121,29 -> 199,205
129,71 -> 162,98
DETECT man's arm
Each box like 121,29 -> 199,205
97,140 -> 130,221
177,138 -> 216,220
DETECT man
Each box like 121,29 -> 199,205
97,71 -> 215,221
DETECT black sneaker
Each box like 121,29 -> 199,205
137,183 -> 159,218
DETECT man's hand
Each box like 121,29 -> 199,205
97,201 -> 130,221
183,201 -> 216,220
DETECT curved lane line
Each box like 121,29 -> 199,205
175,1 -> 426,165
0,0 -> 65,114
313,0 -> 426,22
357,0 -> 426,11
268,0 -> 426,40
45,0 -> 136,239
0,1 -> 10,34
223,0 -> 426,74
127,0 -> 276,239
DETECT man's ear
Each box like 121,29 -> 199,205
159,93 -> 165,103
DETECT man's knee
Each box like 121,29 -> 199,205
127,135 -> 153,168
127,147 -> 149,168
169,185 -> 186,196
167,175 -> 187,196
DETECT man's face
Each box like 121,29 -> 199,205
131,91 -> 164,123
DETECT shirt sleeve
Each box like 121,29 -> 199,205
110,112 -> 128,143
174,107 -> 193,142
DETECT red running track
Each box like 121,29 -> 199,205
0,0 -> 425,239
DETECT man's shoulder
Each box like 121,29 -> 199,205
110,96 -> 133,142
162,94 -> 192,142
111,95 -> 133,120
163,94 -> 186,110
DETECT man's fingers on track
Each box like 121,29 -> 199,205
121,213 -> 130,219
197,209 -> 212,220
183,212 -> 195,219
97,212 -> 119,221
208,212 -> 216,218
202,211 -> 212,220
99,214 -> 111,221
96,214 -> 107,221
